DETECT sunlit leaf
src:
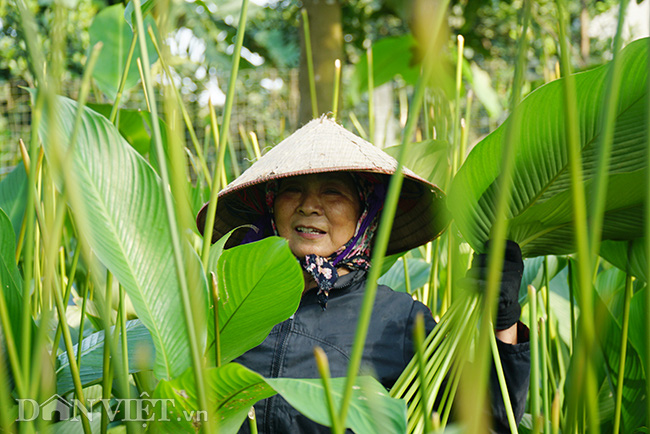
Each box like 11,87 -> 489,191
37,93 -> 207,379
90,4 -> 159,101
267,376 -> 407,434
0,163 -> 28,242
209,237 -> 303,364
55,320 -> 155,395
0,208 -> 24,348
600,238 -> 647,282
149,363 -> 276,433
87,104 -> 154,155
449,38 -> 648,258
383,140 -> 449,187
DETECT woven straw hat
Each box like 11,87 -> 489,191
197,117 -> 449,255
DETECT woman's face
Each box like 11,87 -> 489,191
274,173 -> 361,258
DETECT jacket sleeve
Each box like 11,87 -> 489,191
403,301 -> 530,433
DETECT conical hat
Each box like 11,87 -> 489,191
197,117 -> 449,255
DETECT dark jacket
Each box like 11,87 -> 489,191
236,270 -> 530,433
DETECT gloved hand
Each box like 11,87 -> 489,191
465,240 -> 524,330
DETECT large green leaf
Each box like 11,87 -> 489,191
383,140 -> 449,187
89,4 -> 158,101
56,320 -> 155,395
266,376 -> 407,434
37,93 -> 206,379
600,238 -> 647,282
378,256 -> 431,294
0,208 -> 24,348
448,38 -> 648,258
87,104 -> 154,156
595,289 -> 647,431
0,163 -> 28,242
148,363 -> 276,433
209,237 -> 303,364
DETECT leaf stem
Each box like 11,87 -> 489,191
612,248 -> 633,434
146,27 -> 212,187
413,313 -> 433,434
489,325 -> 518,433
332,59 -> 341,121
314,347 -> 342,434
367,46 -> 374,143
199,0 -> 250,269
130,0 -> 211,430
109,33 -> 138,124
301,8 -> 318,118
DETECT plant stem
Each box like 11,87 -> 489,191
210,272 -> 221,367
529,285 -> 540,432
301,8 -> 318,118
130,1 -> 211,430
199,0 -> 250,269
413,313 -> 433,434
587,0 -> 628,262
109,34 -> 138,124
452,34 -> 464,173
51,241 -> 81,365
367,46 -> 374,143
332,59 -> 341,120
101,271 -> 114,434
540,316 -> 551,434
53,271 -> 92,433
556,0 -> 600,430
402,256 -> 412,294
489,326 -> 518,433
146,27 -> 212,187
77,271 -> 91,369
314,347 -> 342,434
613,250 -> 633,434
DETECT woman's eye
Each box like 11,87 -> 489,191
324,188 -> 342,195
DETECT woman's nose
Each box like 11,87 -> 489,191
297,192 -> 322,215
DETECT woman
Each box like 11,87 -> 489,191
197,117 -> 529,433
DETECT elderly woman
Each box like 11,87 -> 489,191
198,118 -> 530,433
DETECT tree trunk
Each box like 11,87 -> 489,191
298,0 -> 343,126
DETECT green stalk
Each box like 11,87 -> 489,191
53,277 -> 92,433
645,21 -> 650,434
199,0 -> 250,269
0,334 -> 11,432
118,284 -> 130,403
337,4 -> 448,422
314,347 -> 343,434
612,256 -> 633,434
77,272 -> 91,369
462,4 -> 530,431
101,272 -> 114,434
413,313 -> 433,434
489,327 -> 518,433
0,259 -> 26,395
348,112 -> 367,139
367,46 -> 375,143
301,8 -> 318,118
460,90 -> 473,165
238,124 -> 256,161
452,34 -> 464,173
529,285 -> 540,432
146,27 -> 212,187
248,408 -> 259,434
428,238 -> 441,316
402,256 -> 412,294
249,131 -> 262,159
109,34 -> 138,124
586,0 -> 628,263
540,316 -> 551,434
210,272 -> 221,367
130,0 -> 211,430
555,0 -> 599,430
51,241 -> 81,365
332,59 -> 341,121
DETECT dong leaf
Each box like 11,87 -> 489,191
0,163 -> 28,242
383,140 -> 449,187
600,238 -> 647,282
55,320 -> 155,395
90,4 -> 158,101
266,376 -> 407,434
448,38 -> 648,258
0,208 -> 24,347
149,363 -> 276,433
37,93 -> 206,379
210,237 -> 303,364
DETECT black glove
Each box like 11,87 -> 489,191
465,240 -> 524,330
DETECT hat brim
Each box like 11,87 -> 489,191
197,168 -> 449,256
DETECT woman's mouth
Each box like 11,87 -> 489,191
295,226 -> 325,235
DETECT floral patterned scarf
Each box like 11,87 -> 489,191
265,173 -> 386,310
